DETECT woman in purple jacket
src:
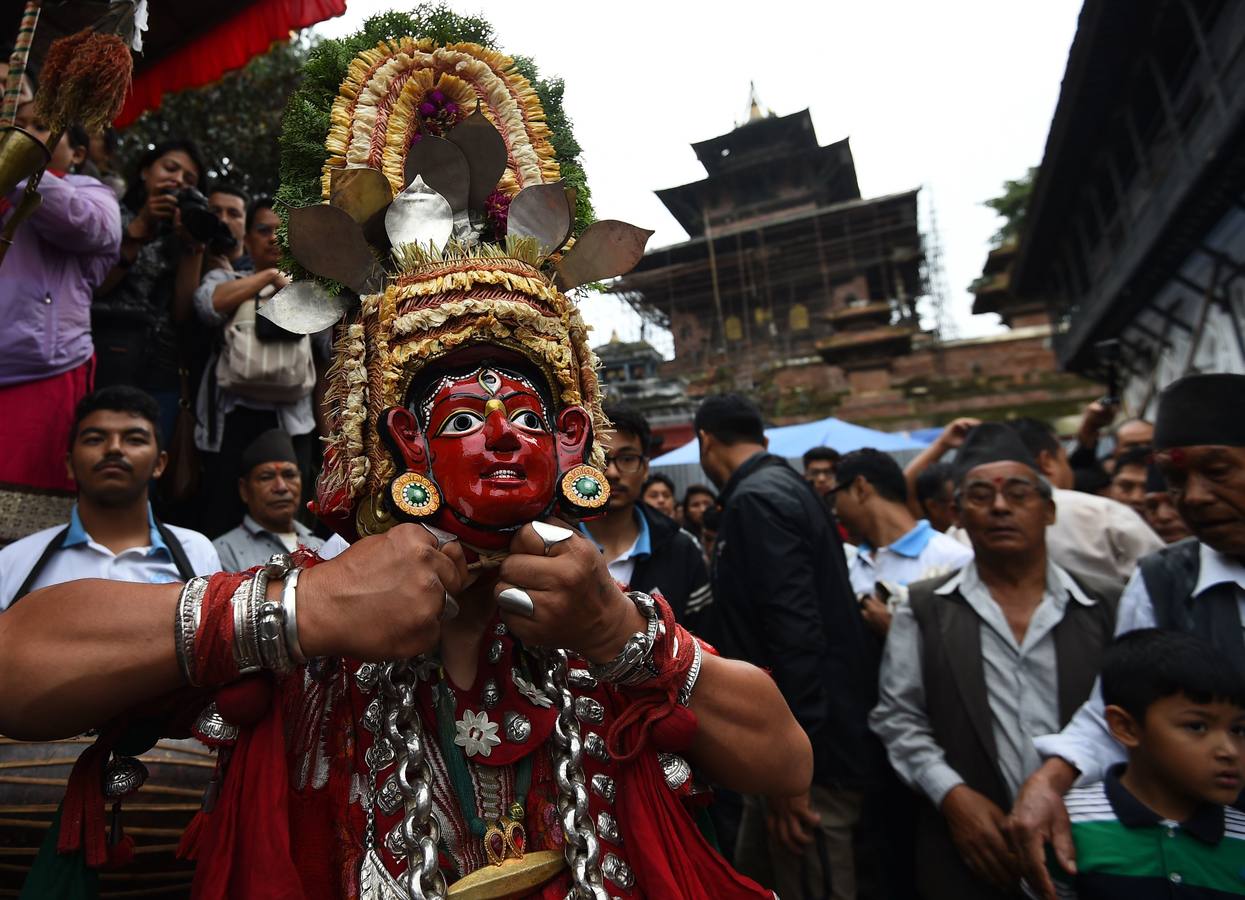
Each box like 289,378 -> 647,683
0,96 -> 121,493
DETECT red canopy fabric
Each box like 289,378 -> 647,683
114,0 -> 347,128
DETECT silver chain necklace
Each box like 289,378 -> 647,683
369,650 -> 606,900
377,659 -> 447,900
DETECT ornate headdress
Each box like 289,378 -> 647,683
270,9 -> 652,557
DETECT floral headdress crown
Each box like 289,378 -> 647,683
270,8 -> 652,541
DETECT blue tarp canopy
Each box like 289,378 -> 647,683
908,427 -> 946,445
650,416 -> 931,466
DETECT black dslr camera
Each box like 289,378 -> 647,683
163,186 -> 238,255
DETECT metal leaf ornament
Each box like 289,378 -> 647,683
385,175 -> 453,254
404,136 -> 470,213
258,281 -> 354,335
507,180 -> 572,258
446,108 -> 509,209
288,204 -> 385,295
329,166 -> 393,226
554,220 -> 656,290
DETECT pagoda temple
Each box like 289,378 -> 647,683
613,97 -> 924,398
613,98 -> 1098,430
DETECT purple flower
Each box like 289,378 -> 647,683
430,89 -> 447,105
444,102 -> 459,117
419,101 -> 437,117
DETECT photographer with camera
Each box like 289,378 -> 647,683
1066,340 -> 1155,483
204,184 -> 250,271
93,140 -> 211,443
192,197 -> 325,538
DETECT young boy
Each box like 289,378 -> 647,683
1053,629 -> 1245,897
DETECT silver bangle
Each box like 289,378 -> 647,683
174,576 -> 208,686
255,555 -> 295,674
230,555 -> 307,676
282,568 -> 307,665
230,579 -> 261,675
679,637 -> 703,706
587,592 -> 663,687
257,596 -> 290,674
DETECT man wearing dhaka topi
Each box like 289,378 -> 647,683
0,10 -> 810,900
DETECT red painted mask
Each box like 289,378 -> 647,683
381,361 -> 593,550
425,366 -> 557,528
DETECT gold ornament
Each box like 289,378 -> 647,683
559,465 -> 610,511
390,471 -> 442,519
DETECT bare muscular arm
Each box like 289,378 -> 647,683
0,579 -> 182,739
496,522 -> 813,800
0,526 -> 469,741
686,652 -> 812,796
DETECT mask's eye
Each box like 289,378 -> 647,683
511,409 -> 545,433
438,410 -> 484,436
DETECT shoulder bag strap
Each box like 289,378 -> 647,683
10,526 -> 72,608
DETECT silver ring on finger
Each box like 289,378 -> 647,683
531,521 -> 575,556
497,586 -> 536,618
421,523 -> 458,549
441,590 -> 459,621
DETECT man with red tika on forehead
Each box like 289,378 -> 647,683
1009,372 -> 1245,900
0,10 -> 808,900
871,423 -> 1116,899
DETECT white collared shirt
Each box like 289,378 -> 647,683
0,504 -> 220,610
1033,542 -> 1245,785
847,518 -> 973,597
871,561 -> 1095,805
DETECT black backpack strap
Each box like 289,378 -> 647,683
10,526 -> 72,608
155,521 -> 197,581
1139,539 -> 1200,630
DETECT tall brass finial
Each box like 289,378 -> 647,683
747,81 -> 768,122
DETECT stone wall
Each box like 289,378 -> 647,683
670,323 -> 1100,429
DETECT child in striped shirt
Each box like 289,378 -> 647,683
1053,629 -> 1245,898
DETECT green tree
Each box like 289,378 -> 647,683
115,35 -> 315,199
983,166 -> 1037,247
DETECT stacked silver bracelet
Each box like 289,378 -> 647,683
587,592 -> 664,687
233,554 -> 306,676
175,553 -> 309,683
174,576 -> 210,686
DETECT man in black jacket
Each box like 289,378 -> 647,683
579,403 -> 712,627
695,393 -> 876,900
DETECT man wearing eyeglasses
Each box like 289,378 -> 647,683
579,402 -> 713,626
192,197 -> 328,537
870,423 -> 1115,900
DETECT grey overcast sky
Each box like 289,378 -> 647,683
316,0 -> 1084,353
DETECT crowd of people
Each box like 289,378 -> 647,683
0,62 -> 324,546
3,45 -> 1245,900
698,377 -> 1245,900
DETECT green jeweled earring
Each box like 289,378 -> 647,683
390,471 -> 442,519
560,465 -> 610,512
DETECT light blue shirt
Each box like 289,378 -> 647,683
0,503 -> 220,610
579,507 -> 652,587
848,519 -> 974,597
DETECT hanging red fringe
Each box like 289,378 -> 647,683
114,0 -> 347,128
